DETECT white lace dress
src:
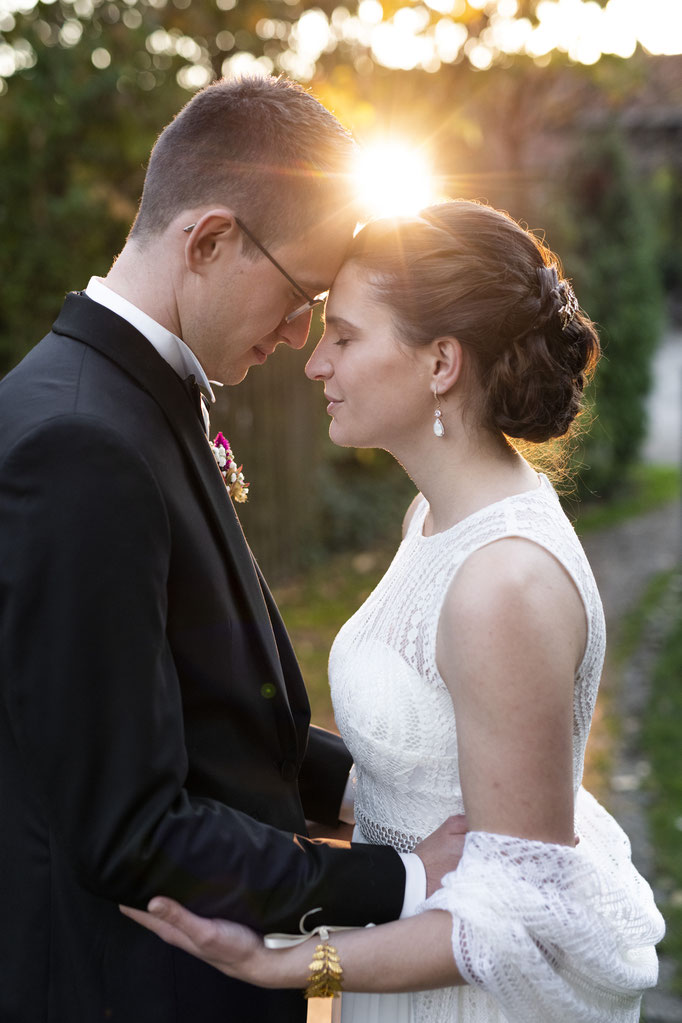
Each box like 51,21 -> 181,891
329,475 -> 664,1023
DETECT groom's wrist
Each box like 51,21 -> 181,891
338,764 -> 357,825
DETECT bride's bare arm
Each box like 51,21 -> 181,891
437,537 -> 585,846
120,899 -> 462,992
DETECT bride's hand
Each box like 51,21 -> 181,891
120,900 -> 275,986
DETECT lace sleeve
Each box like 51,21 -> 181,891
419,796 -> 664,1023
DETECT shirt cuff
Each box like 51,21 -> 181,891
338,764 -> 357,825
398,852 -> 427,918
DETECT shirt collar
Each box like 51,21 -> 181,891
84,277 -> 216,404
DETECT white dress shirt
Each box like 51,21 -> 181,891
340,766 -> 426,917
85,276 -> 427,916
85,277 -> 215,404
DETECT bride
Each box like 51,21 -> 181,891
123,199 -> 664,1022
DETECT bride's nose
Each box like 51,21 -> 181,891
305,336 -> 332,381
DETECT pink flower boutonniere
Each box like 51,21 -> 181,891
210,432 -> 249,503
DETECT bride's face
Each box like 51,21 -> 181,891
305,261 -> 433,450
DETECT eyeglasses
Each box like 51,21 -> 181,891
183,216 -> 328,323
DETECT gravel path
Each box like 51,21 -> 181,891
583,506 -> 682,1023
582,504 -> 681,635
582,325 -> 682,1020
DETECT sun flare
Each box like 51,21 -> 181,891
353,142 -> 437,219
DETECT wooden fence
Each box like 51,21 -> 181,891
212,340 -> 325,582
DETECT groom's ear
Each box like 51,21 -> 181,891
430,335 -> 464,395
183,210 -> 242,273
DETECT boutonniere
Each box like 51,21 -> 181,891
210,432 -> 249,503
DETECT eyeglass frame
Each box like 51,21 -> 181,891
183,216 -> 328,323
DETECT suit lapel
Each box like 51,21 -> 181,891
52,293 -> 293,723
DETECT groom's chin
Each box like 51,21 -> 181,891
220,362 -> 252,386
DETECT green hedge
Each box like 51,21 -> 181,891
564,130 -> 665,498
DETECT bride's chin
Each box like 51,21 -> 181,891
328,420 -> 344,444
329,421 -> 361,448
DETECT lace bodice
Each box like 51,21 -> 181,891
329,475 -> 606,852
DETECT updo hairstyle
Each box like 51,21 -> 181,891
347,200 -> 600,443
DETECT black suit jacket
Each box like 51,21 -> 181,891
0,294 -> 405,1023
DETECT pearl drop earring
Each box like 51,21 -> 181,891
433,389 -> 444,437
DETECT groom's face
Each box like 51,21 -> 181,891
186,216 -> 354,385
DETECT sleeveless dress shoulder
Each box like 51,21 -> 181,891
329,475 -> 664,1023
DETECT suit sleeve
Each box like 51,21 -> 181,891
0,416 -> 405,932
299,725 -> 353,826
252,556 -> 355,826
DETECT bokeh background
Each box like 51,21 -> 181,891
1,1 -> 681,1015
1,0 -> 681,574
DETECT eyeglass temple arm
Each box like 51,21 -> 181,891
183,219 -> 316,306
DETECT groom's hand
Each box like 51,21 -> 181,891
414,815 -> 468,898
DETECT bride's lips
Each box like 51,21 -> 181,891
325,394 -> 343,414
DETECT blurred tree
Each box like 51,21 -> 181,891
653,164 -> 682,322
0,5 -> 191,370
1,0 -> 677,574
0,0 -> 536,101
564,129 -> 664,497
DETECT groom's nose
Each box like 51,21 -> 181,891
277,307 -> 314,350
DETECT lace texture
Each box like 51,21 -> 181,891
422,791 -> 662,1023
329,476 -> 664,1022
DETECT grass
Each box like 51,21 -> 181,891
273,547 -> 395,729
581,568 -> 677,796
590,566 -> 682,998
573,464 -> 681,798
573,463 -> 680,534
614,569 -> 678,667
577,573 -> 677,802
640,575 -> 682,994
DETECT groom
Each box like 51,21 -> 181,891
0,77 -> 458,1023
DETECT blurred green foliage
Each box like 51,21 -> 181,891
316,448 -> 416,560
0,2 -> 678,575
562,130 -> 665,498
641,574 -> 682,995
572,464 -> 681,534
0,7 -> 190,370
653,163 -> 682,319
273,541 -> 396,729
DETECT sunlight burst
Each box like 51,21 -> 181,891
353,142 -> 437,220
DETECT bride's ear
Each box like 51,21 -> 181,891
430,336 -> 464,396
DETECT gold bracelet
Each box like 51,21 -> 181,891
304,926 -> 343,1000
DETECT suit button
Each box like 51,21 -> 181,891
280,759 -> 298,782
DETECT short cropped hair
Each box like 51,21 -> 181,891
130,75 -> 357,249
